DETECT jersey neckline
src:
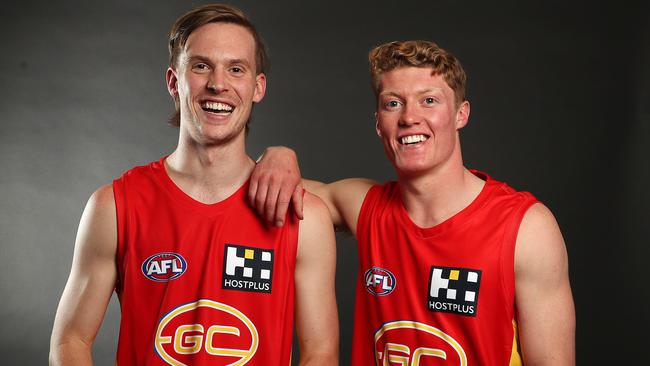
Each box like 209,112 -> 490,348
394,170 -> 497,238
151,156 -> 249,215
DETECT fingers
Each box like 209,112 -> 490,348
248,146 -> 303,226
291,185 -> 304,221
253,178 -> 269,221
258,177 -> 302,227
264,181 -> 281,225
248,174 -> 259,208
274,188 -> 292,227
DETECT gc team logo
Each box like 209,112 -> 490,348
142,252 -> 187,282
374,320 -> 467,366
364,267 -> 396,296
155,299 -> 258,365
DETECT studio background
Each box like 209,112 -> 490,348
1,0 -> 648,364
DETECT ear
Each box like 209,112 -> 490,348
455,100 -> 470,129
252,73 -> 267,103
375,112 -> 382,137
166,67 -> 179,100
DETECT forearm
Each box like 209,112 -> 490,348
298,349 -> 338,366
49,337 -> 93,366
523,354 -> 574,366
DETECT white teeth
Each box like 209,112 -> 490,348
400,135 -> 428,144
202,101 -> 233,112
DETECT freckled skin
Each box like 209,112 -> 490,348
375,67 -> 468,178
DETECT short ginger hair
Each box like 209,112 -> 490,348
369,40 -> 467,107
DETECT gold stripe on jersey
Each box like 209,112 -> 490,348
509,320 -> 523,366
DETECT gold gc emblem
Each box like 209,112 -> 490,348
374,320 -> 467,366
155,299 -> 258,365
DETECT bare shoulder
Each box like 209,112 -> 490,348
515,203 -> 568,281
90,183 -> 116,208
76,183 -> 118,259
323,178 -> 377,234
300,192 -> 334,232
297,192 -> 336,259
330,178 -> 376,196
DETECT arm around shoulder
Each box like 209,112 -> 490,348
515,203 -> 575,366
303,178 -> 375,235
294,193 -> 339,365
49,184 -> 119,366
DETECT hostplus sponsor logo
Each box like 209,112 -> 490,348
428,266 -> 482,317
364,267 -> 396,296
222,244 -> 273,293
142,252 -> 187,282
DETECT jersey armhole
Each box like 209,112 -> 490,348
355,184 -> 383,244
112,177 -> 128,293
499,192 -> 539,320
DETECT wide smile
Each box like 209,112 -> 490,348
200,100 -> 235,116
398,134 -> 429,146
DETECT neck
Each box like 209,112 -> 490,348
398,153 -> 485,228
165,131 -> 254,204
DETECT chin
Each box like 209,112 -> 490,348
393,164 -> 429,178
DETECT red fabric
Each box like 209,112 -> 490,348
112,157 -> 298,366
351,171 -> 538,365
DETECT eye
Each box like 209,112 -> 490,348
424,97 -> 436,105
385,100 -> 401,109
192,63 -> 210,72
230,66 -> 245,74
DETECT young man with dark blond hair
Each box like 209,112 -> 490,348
254,40 -> 575,365
50,4 -> 338,365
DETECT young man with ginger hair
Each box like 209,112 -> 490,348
253,40 -> 575,365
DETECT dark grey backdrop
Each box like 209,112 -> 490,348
1,0 -> 648,364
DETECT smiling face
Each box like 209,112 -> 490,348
166,22 -> 266,146
375,66 -> 469,177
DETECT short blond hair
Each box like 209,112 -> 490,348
369,40 -> 467,106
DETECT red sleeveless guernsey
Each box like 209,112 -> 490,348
112,158 -> 298,366
351,171 -> 538,366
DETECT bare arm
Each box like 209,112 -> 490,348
515,203 -> 575,366
294,193 -> 339,365
250,145 -> 375,234
50,184 -> 118,365
303,178 -> 375,235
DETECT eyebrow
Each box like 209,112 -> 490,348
184,55 -> 212,66
379,88 -> 444,98
227,58 -> 252,67
184,55 -> 252,68
417,87 -> 444,94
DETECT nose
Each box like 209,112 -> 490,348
399,103 -> 421,126
207,67 -> 227,93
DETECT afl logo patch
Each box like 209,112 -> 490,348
142,252 -> 187,282
364,267 -> 396,296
